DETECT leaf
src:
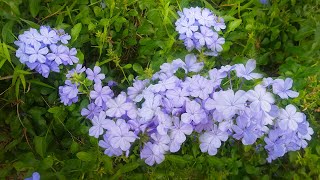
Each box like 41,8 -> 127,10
166,155 -> 188,164
19,74 -> 26,91
71,23 -> 82,43
133,63 -> 143,74
2,21 -> 15,43
114,17 -> 127,32
76,151 -> 96,161
123,64 -> 132,69
227,19 -> 242,33
20,18 -> 40,29
28,79 -> 55,89
34,136 -> 47,158
29,0 -> 41,18
119,162 -> 140,173
2,43 -> 11,63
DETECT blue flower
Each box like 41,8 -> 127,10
140,142 -> 165,166
25,43 -> 49,63
86,66 -> 106,84
89,111 -> 114,138
25,172 -> 40,180
90,83 -> 113,107
199,125 -> 228,155
278,104 -> 304,131
37,26 -> 59,45
106,119 -> 138,151
272,78 -> 299,99
181,100 -> 206,124
235,59 -> 263,80
81,103 -> 102,120
247,85 -> 275,112
46,44 -> 69,65
105,93 -> 132,118
99,134 -> 123,156
59,80 -> 79,106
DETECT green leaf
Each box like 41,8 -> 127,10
2,21 -> 15,43
119,162 -> 140,173
114,17 -> 127,32
20,18 -> 40,29
71,23 -> 82,43
76,151 -> 96,161
123,64 -> 132,69
34,136 -> 47,158
133,63 -> 143,74
28,79 -> 55,89
227,19 -> 242,33
2,43 -> 11,63
166,155 -> 188,164
19,74 -> 26,91
29,0 -> 41,18
39,157 -> 53,170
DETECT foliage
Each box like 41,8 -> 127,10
0,0 -> 319,179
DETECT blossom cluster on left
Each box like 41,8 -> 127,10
14,26 -> 78,78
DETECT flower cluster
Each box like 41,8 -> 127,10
15,26 -> 78,77
62,54 -> 312,166
175,7 -> 226,56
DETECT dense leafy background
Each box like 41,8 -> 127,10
0,0 -> 319,179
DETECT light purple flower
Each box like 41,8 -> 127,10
208,32 -> 225,52
25,43 -> 49,63
99,134 -> 123,156
199,125 -> 228,155
278,104 -> 304,131
182,54 -> 204,73
81,103 -> 103,120
107,119 -> 137,151
197,8 -> 215,27
140,142 -> 165,166
213,16 -> 226,31
139,93 -> 161,122
89,111 -> 114,138
247,85 -> 275,112
20,28 -> 41,46
205,90 -> 247,119
235,59 -> 263,80
25,172 -> 40,180
151,133 -> 170,153
90,83 -> 113,107
105,93 -> 132,118
37,26 -> 59,44
56,29 -> 71,44
165,87 -> 189,107
188,75 -> 213,99
232,116 -> 258,145
86,66 -> 105,84
46,44 -> 69,65
59,80 -> 79,106
181,100 -> 206,124
170,117 -> 193,143
272,78 -> 299,99
194,26 -> 214,47
128,79 -> 149,102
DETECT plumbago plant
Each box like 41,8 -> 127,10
58,53 -> 313,166
1,0 -> 320,179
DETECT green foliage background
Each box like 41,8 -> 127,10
0,0 -> 319,179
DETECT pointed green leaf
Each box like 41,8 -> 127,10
29,0 -> 41,18
34,136 -> 47,158
71,23 -> 82,43
227,19 -> 242,33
